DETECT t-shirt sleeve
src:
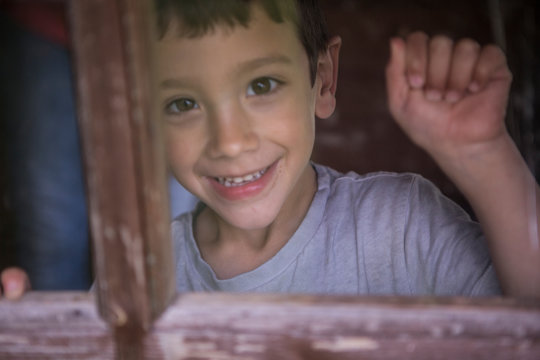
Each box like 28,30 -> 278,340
402,175 -> 501,296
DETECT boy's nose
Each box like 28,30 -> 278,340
206,106 -> 259,159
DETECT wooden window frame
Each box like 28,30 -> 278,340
1,0 -> 539,359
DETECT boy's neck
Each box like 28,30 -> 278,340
194,164 -> 317,279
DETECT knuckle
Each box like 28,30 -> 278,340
408,60 -> 423,72
447,81 -> 465,92
431,34 -> 453,48
429,38 -> 454,57
408,30 -> 428,40
447,73 -> 467,89
426,77 -> 446,90
456,38 -> 480,54
484,44 -> 504,55
474,65 -> 490,80
483,44 -> 507,62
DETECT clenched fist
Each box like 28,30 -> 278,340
386,32 -> 512,161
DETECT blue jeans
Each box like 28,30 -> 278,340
0,14 -> 91,290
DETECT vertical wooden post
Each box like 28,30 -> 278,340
69,0 -> 175,357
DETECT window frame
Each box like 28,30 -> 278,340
0,0 -> 539,359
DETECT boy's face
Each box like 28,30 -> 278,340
157,5 -> 325,230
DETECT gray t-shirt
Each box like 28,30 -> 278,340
172,163 -> 500,296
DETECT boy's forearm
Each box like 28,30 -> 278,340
433,134 -> 540,297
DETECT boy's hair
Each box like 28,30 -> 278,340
155,0 -> 330,85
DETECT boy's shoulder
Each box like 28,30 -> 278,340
314,162 -> 461,221
314,162 -> 433,199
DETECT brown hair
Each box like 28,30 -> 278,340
155,0 -> 330,85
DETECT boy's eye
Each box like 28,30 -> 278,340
165,98 -> 199,114
247,77 -> 280,96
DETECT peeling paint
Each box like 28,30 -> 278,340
430,326 -> 444,338
514,326 -> 527,338
104,227 -> 115,240
234,343 -> 266,353
158,334 -> 255,360
450,323 -> 465,336
111,94 -> 126,111
108,301 -> 127,326
312,336 -> 379,352
147,254 -> 156,265
310,323 -> 335,332
365,320 -> 381,332
119,226 -> 146,286
0,334 -> 30,345
518,340 -> 533,351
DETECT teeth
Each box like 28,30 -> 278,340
216,167 -> 268,187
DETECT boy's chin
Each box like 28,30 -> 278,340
215,206 -> 282,231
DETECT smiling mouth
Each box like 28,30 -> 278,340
215,166 -> 270,187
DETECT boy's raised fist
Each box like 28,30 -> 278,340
386,32 -> 512,159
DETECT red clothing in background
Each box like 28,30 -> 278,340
1,2 -> 68,46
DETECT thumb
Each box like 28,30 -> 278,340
385,37 -> 409,117
1,267 -> 30,300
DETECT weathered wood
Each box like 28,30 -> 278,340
69,0 -> 174,325
114,0 -> 175,323
1,292 -> 539,359
0,292 -> 112,360
150,294 -> 540,360
69,0 -> 174,357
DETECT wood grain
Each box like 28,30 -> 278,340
0,292 -> 112,360
69,0 -> 174,357
1,292 -> 539,359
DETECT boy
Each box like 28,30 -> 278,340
2,0 -> 539,298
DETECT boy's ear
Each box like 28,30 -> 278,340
315,36 -> 342,119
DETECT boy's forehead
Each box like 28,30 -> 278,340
157,0 -> 298,40
155,5 -> 306,78
158,2 -> 296,42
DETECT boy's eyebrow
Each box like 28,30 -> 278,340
160,55 -> 293,89
234,54 -> 293,74
161,78 -> 194,89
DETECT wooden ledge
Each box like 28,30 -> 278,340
0,292 -> 113,359
2,292 -> 538,359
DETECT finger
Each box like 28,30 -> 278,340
469,44 -> 509,93
385,37 -> 409,116
405,31 -> 429,89
1,267 -> 30,300
425,35 -> 453,101
445,38 -> 481,103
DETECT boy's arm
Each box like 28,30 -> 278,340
386,32 -> 540,297
0,267 -> 30,300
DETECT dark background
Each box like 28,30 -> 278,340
1,0 -> 538,273
314,0 -> 538,215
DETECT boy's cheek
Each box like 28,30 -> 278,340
164,131 -> 202,170
164,133 -> 189,168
